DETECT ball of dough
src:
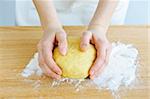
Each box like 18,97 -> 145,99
53,36 -> 96,79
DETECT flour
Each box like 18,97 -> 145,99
21,42 -> 139,93
93,42 -> 139,91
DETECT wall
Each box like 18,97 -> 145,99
0,0 -> 149,26
125,0 -> 149,25
0,0 -> 16,26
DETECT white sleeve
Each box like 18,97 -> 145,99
15,0 -> 41,26
111,0 -> 130,25
15,0 -> 129,26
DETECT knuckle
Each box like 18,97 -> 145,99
60,40 -> 67,45
52,66 -> 58,72
47,62 -> 55,70
61,36 -> 67,42
47,62 -> 53,68
45,60 -> 52,67
44,69 -> 52,77
58,31 -> 67,38
58,41 -> 67,49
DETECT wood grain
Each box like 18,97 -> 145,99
0,26 -> 149,99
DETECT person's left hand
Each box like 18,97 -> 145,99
80,27 -> 112,79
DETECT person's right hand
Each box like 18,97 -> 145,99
37,26 -> 68,79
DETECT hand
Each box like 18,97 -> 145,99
80,27 -> 112,79
37,26 -> 68,79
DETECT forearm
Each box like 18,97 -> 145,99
88,0 -> 118,33
33,0 -> 62,32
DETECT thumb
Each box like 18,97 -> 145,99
56,32 -> 68,55
80,31 -> 92,51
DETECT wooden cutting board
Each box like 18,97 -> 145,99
0,26 -> 149,99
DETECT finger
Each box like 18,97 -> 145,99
91,45 -> 112,79
56,32 -> 68,55
89,55 -> 105,79
91,38 -> 95,44
38,50 -> 58,78
104,45 -> 112,65
94,49 -> 111,78
43,65 -> 61,79
80,31 -> 92,51
89,43 -> 106,78
37,47 -> 45,66
42,44 -> 62,75
38,51 -> 46,74
38,50 -> 52,76
92,62 -> 106,78
39,63 -> 61,79
38,49 -> 62,79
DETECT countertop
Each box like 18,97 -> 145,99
0,26 -> 149,99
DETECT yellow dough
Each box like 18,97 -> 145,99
53,36 -> 96,79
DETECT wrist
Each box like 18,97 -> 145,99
87,24 -> 109,42
88,23 -> 108,33
43,23 -> 63,34
88,24 -> 107,37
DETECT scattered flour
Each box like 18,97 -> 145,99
21,42 -> 139,93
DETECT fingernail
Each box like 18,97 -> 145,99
56,69 -> 62,75
58,71 -> 62,75
56,76 -> 61,79
61,48 -> 67,56
90,75 -> 95,80
82,43 -> 87,48
81,44 -> 87,51
90,70 -> 94,76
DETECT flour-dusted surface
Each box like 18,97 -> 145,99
21,42 -> 139,92
93,42 -> 139,91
